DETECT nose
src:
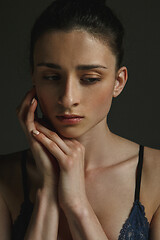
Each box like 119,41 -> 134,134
58,77 -> 80,108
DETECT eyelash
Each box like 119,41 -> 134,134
81,78 -> 101,84
43,76 -> 101,84
43,76 -> 60,81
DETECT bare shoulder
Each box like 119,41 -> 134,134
142,146 -> 160,236
143,146 -> 160,208
143,146 -> 160,178
0,150 -> 22,183
0,150 -> 26,207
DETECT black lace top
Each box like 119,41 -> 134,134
12,145 -> 149,240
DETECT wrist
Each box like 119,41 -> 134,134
37,186 -> 58,206
63,198 -> 90,218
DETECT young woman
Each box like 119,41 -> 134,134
0,0 -> 160,239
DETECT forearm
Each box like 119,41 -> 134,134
24,188 -> 59,240
63,200 -> 109,240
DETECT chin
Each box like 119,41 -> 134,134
55,127 -> 85,139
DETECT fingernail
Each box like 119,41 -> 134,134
31,98 -> 35,105
32,130 -> 40,135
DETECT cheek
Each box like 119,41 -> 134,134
36,87 -> 56,114
89,84 -> 114,113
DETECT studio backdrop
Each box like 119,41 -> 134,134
0,0 -> 160,154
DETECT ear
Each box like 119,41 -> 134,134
113,66 -> 128,98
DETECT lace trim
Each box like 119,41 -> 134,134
13,200 -> 149,240
118,200 -> 149,240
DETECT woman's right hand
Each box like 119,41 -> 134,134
16,87 -> 60,194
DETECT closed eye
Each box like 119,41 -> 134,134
81,78 -> 101,84
43,75 -> 60,81
42,75 -> 101,84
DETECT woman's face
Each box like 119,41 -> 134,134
32,30 -> 126,138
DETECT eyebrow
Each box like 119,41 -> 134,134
36,62 -> 107,70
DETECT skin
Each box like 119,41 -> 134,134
29,29 -> 127,211
0,29 -> 160,240
32,30 -> 128,170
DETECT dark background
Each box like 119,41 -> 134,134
0,0 -> 160,154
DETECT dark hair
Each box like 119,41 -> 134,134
30,0 -> 124,72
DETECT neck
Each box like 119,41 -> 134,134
76,118 -> 116,171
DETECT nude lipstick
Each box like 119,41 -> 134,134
56,114 -> 84,124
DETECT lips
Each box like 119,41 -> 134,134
56,114 -> 84,124
57,114 -> 83,119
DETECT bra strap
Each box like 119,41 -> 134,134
134,145 -> 144,201
21,150 -> 30,203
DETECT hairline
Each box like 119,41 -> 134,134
31,27 -> 119,73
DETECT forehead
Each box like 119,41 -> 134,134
34,30 -> 116,69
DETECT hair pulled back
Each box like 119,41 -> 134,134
30,0 -> 124,72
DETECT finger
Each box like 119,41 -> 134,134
26,97 -> 38,132
16,87 -> 39,146
16,87 -> 35,112
16,87 -> 36,121
32,131 -> 67,168
23,99 -> 40,146
34,121 -> 71,155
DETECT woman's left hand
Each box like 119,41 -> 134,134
32,121 -> 87,212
